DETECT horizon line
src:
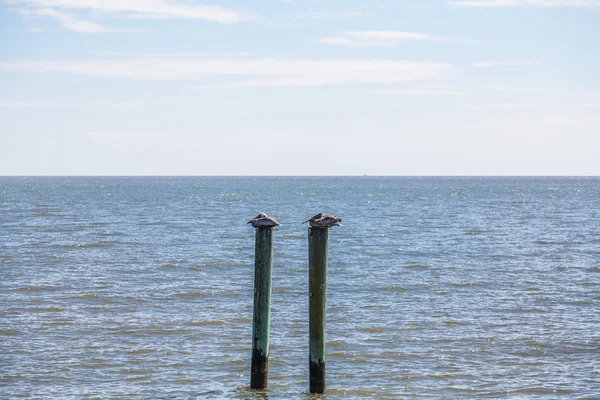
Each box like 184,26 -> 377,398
1,175 -> 599,178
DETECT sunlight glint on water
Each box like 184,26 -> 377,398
1,177 -> 599,398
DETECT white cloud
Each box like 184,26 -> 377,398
88,51 -> 256,58
9,0 -> 257,23
372,89 -> 467,95
0,100 -> 143,107
221,101 -> 250,106
463,103 -> 541,109
448,0 -> 600,7
84,132 -> 156,140
291,11 -> 371,19
471,60 -> 541,68
316,11 -> 370,19
318,30 -> 479,47
14,8 -> 140,33
483,84 -> 548,92
0,55 -> 453,87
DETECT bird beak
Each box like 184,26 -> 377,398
302,219 -> 310,223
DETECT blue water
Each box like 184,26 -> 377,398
1,177 -> 599,398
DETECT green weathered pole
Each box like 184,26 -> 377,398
308,226 -> 328,394
251,226 -> 274,390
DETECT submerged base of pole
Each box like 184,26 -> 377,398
308,227 -> 328,394
309,356 -> 326,394
250,226 -> 274,390
251,348 -> 268,389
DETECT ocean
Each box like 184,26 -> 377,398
1,177 -> 599,398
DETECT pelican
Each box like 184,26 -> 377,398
302,212 -> 324,224
247,212 -> 280,228
304,213 -> 342,229
247,213 -> 267,224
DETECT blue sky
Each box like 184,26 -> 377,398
1,0 -> 599,175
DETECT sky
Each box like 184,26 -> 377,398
0,0 -> 599,176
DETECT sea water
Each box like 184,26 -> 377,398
1,177 -> 599,398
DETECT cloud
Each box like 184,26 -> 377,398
483,84 -> 548,92
88,51 -> 256,58
463,103 -> 541,109
471,60 -> 541,68
318,30 -> 479,47
0,55 -> 453,88
0,100 -> 143,107
221,101 -> 250,106
14,8 -> 141,33
372,89 -> 467,95
289,11 -> 371,19
9,0 -> 257,23
84,132 -> 156,140
448,0 -> 600,7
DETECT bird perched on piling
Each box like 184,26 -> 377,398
302,212 -> 324,224
303,213 -> 342,229
247,212 -> 280,228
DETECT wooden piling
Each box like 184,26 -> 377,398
308,226 -> 328,393
251,226 -> 274,390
